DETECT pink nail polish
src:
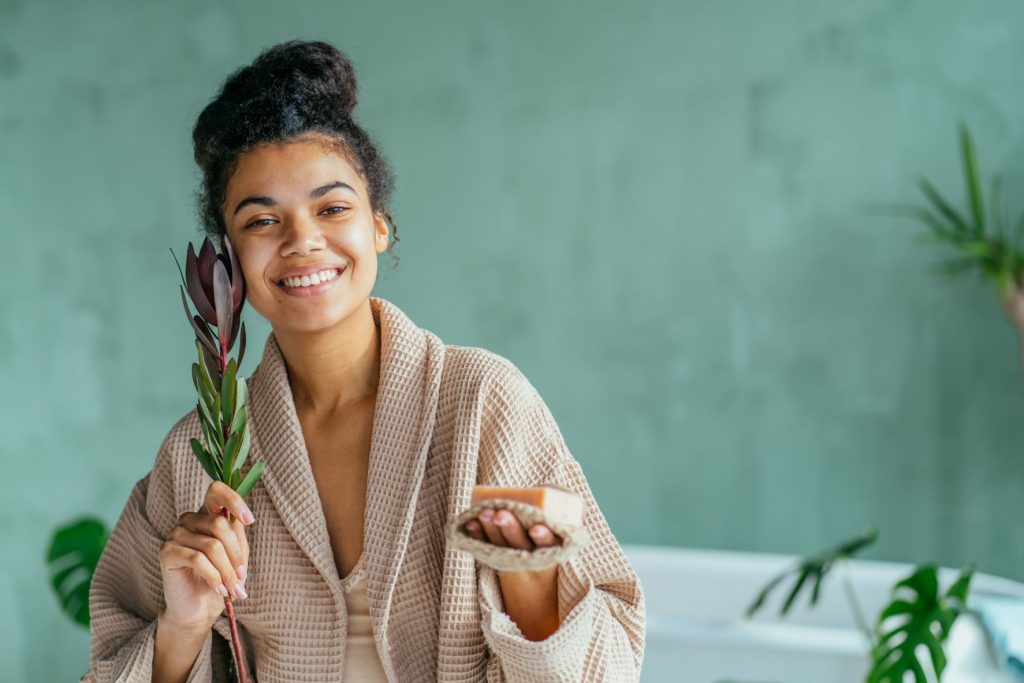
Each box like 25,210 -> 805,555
237,564 -> 247,581
233,584 -> 248,600
241,507 -> 255,524
217,584 -> 229,597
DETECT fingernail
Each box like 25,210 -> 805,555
494,514 -> 508,526
233,584 -> 248,600
217,584 -> 229,597
237,564 -> 247,581
241,507 -> 255,524
479,509 -> 493,521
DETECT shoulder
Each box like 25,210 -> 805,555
441,343 -> 542,408
442,344 -> 569,478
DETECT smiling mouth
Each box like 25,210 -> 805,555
275,267 -> 345,289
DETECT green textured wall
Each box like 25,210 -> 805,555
4,0 -> 1024,679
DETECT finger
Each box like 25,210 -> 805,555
160,540 -> 230,597
178,512 -> 247,573
202,480 -> 256,526
168,526 -> 248,600
492,510 -> 535,550
464,519 -> 486,541
477,508 -> 507,547
231,516 -> 250,579
527,523 -> 561,548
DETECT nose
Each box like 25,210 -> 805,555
280,214 -> 327,257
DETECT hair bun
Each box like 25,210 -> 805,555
228,39 -> 358,118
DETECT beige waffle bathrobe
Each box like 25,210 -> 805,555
83,296 -> 646,682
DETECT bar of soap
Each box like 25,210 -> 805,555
471,484 -> 583,528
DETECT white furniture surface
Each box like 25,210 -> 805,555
622,543 -> 1024,683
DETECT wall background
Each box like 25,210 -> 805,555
3,0 -> 1024,679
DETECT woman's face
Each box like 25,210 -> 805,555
222,135 -> 390,334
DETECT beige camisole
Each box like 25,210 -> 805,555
338,551 -> 389,681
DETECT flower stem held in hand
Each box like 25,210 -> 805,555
173,235 -> 266,683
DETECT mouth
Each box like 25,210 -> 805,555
274,266 -> 346,298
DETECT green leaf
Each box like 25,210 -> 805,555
46,516 -> 109,627
221,357 -> 237,428
238,321 -> 247,370
190,438 -> 221,481
866,564 -> 974,683
959,122 -> 986,236
222,423 -> 250,479
235,460 -> 266,498
917,176 -> 970,236
934,257 -> 980,279
746,526 -> 878,618
198,409 -> 223,470
196,341 -> 218,398
229,401 -> 248,439
962,240 -> 993,259
212,391 -> 223,437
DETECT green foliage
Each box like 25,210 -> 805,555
746,526 -> 878,618
747,526 -> 976,683
890,122 -> 1024,295
867,564 -> 975,683
45,517 -> 109,627
192,342 -> 265,500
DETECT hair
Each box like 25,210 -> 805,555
191,39 -> 399,268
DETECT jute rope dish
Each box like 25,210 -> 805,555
447,498 -> 591,572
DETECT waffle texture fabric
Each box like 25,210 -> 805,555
82,295 -> 646,682
338,552 -> 389,681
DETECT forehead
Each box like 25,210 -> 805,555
226,137 -> 365,202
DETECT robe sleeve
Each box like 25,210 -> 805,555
474,358 -> 646,682
80,433 -> 229,682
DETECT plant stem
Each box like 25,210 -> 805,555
216,345 -> 248,682
839,558 -> 875,648
221,507 -> 249,683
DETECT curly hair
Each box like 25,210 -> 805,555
191,39 -> 399,267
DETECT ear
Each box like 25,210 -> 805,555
374,213 -> 390,254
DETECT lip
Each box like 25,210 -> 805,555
274,265 -> 347,298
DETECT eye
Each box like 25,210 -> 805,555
244,218 -> 273,229
322,206 -> 348,216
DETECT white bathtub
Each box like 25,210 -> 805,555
622,544 -> 1024,683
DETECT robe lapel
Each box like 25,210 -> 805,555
247,296 -> 445,677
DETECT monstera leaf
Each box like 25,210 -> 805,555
746,526 -> 878,618
867,563 -> 975,683
45,516 -> 109,627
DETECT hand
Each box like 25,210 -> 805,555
463,507 -> 562,551
158,481 -> 255,634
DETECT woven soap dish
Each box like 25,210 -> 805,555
448,497 -> 590,572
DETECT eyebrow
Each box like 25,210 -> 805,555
232,181 -> 357,217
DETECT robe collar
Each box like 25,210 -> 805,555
246,295 -> 446,665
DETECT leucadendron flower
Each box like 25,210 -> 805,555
173,235 -> 265,495
172,234 -> 265,683
180,235 -> 246,378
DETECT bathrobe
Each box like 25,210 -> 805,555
82,295 -> 646,682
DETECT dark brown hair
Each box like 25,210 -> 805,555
191,39 -> 399,267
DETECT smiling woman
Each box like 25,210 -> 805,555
82,39 -> 645,683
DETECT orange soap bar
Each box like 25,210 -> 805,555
471,485 -> 583,528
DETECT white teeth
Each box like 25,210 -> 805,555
280,268 -> 342,289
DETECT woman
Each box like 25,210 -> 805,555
84,39 -> 645,682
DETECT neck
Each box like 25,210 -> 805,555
273,298 -> 381,417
